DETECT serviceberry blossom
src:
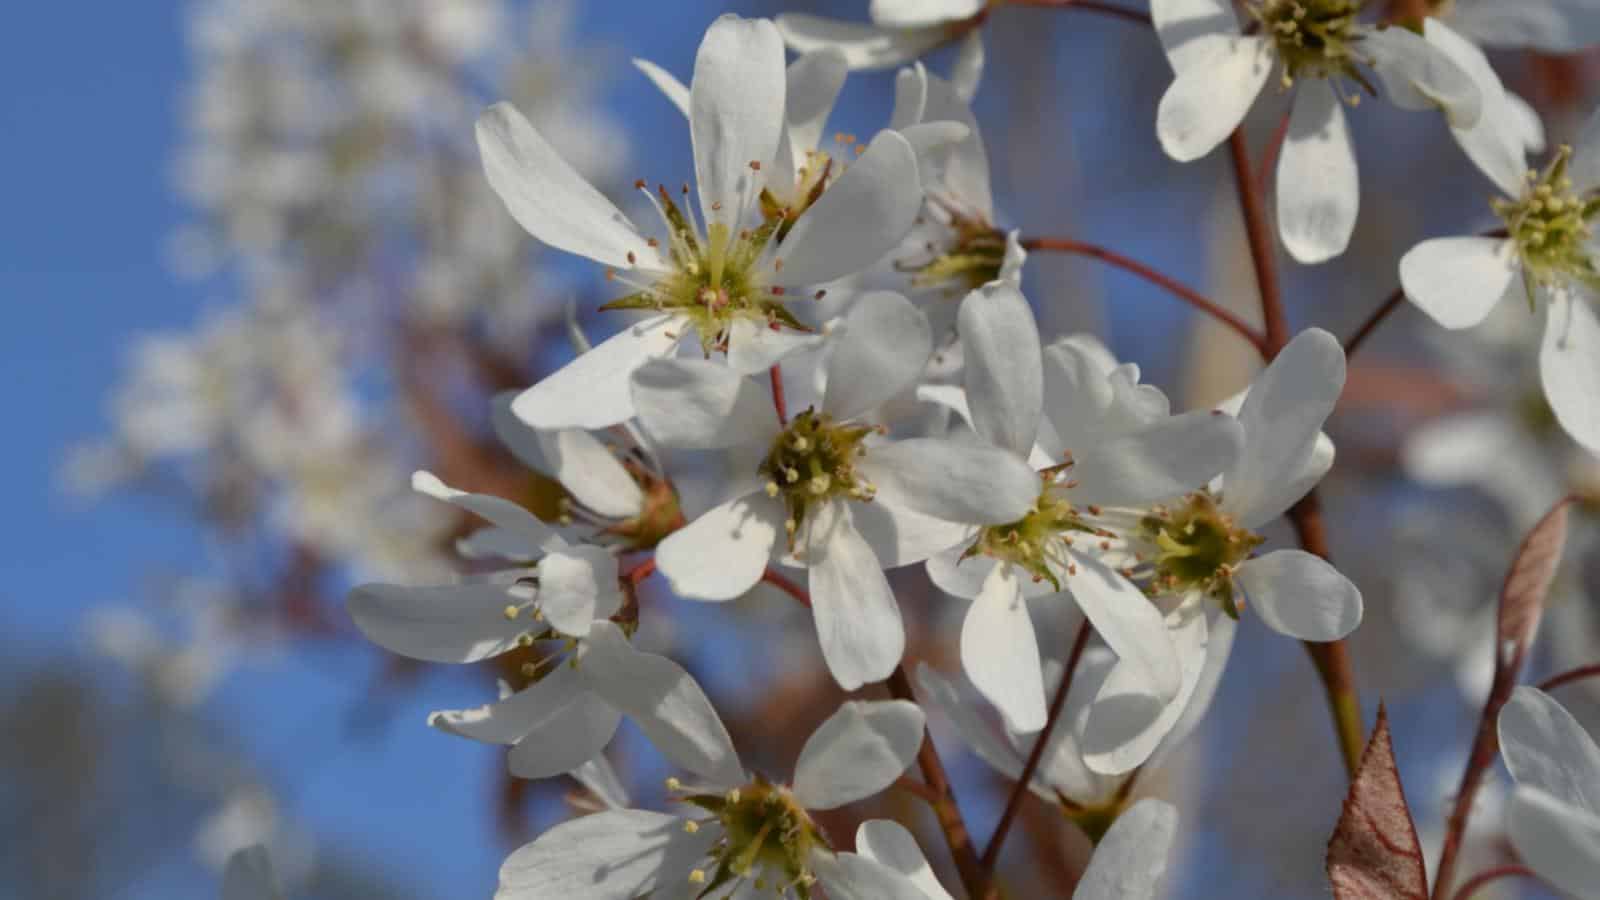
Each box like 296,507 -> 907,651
1496,686 -> 1600,899
348,466 -> 733,782
496,700 -> 934,899
920,283 -> 1243,732
852,791 -> 1180,900
776,1 -> 987,100
634,291 -> 1041,690
481,14 -> 925,431
1152,0 -> 1481,262
1115,329 -> 1361,642
1399,30 -> 1600,453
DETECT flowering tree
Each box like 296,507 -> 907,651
72,0 -> 1600,897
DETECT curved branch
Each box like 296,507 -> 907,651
1344,287 -> 1406,358
1021,236 -> 1269,354
1449,865 -> 1541,900
1539,662 -> 1600,692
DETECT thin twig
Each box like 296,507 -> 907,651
1538,661 -> 1600,693
760,567 -> 810,607
1448,864 -> 1540,900
1344,287 -> 1406,358
1022,236 -> 1269,353
1227,129 -> 1366,779
978,620 -> 1095,899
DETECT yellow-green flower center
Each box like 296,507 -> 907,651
901,209 -> 1008,295
760,409 -> 876,542
1250,0 -> 1368,89
602,185 -> 808,354
970,481 -> 1100,589
680,778 -> 826,898
1493,146 -> 1600,305
1139,491 -> 1262,614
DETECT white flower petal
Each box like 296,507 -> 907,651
348,582 -> 522,664
581,621 -> 745,786
890,63 -> 928,130
1506,786 -> 1600,899
571,757 -> 630,810
1542,292 -> 1600,453
852,499 -> 974,568
959,282 -> 1044,456
1423,20 -> 1532,195
535,429 -> 643,520
631,358 -> 780,450
656,492 -> 782,601
1152,608 -> 1236,762
1066,549 -> 1183,704
223,847 -> 279,900
538,546 -> 620,638
1498,686 -> 1600,814
914,664 -> 1028,781
1237,549 -> 1363,641
495,810 -> 715,900
871,0 -> 983,27
775,131 -> 924,288
1082,600 -> 1207,775
785,50 -> 849,162
725,318 -> 826,375
1151,0 -> 1242,74
1224,327 -> 1346,527
1073,799 -> 1179,900
925,542 -> 996,600
477,103 -> 654,270
792,699 -> 926,810
1155,35 -> 1271,162
962,564 -> 1047,732
952,30 -> 984,102
413,470 -> 558,552
1277,82 -> 1359,264
860,438 -> 1040,525
855,821 -> 956,899
633,58 -> 690,118
1399,236 -> 1516,330
822,291 -> 932,420
511,314 -> 679,431
491,391 -> 548,472
808,502 -> 906,690
775,14 -> 950,70
430,662 -> 586,744
504,694 -> 624,781
1068,410 -> 1244,508
692,15 -> 786,231
921,72 -> 993,221
813,852 -> 935,900
1363,26 -> 1482,128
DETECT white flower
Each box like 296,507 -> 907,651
776,1 -> 988,100
922,284 -> 1243,734
496,700 -> 932,899
481,14 -> 926,431
635,291 -> 1040,690
222,845 -> 281,900
1445,0 -> 1600,53
1496,686 -> 1600,899
852,791 -> 1180,900
1152,0 -> 1481,262
348,470 -> 736,782
1398,33 -> 1600,454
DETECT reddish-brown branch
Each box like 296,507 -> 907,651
1021,237 -> 1269,354
1449,865 -> 1540,900
1344,287 -> 1407,358
1227,128 -> 1366,780
887,666 -> 987,895
979,620 -> 1095,899
1257,109 -> 1292,192
1005,0 -> 1152,24
1539,662 -> 1600,692
760,567 -> 810,607
624,557 -> 656,585
1433,673 -> 1510,900
769,364 -> 788,425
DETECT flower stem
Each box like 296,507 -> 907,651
1227,129 -> 1366,780
978,619 -> 1095,899
887,666 -> 988,896
1538,661 -> 1600,692
1021,237 -> 1269,354
1343,287 -> 1406,358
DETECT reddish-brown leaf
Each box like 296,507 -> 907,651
1496,497 -> 1573,677
1327,706 -> 1429,900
